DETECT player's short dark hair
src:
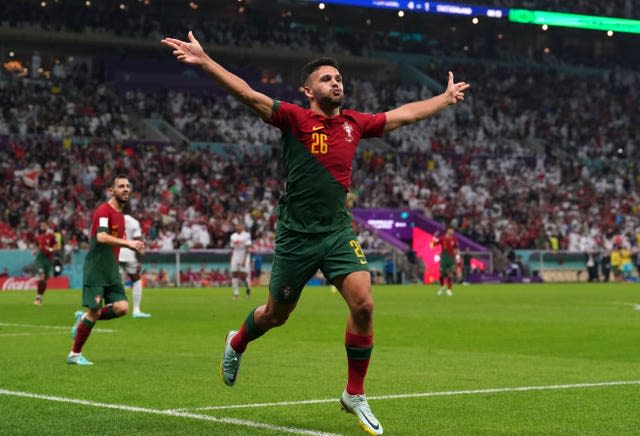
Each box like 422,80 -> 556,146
110,173 -> 130,187
300,57 -> 339,86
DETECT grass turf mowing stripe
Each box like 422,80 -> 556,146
0,389 -> 342,436
179,380 -> 640,411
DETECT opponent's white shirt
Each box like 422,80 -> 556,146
119,214 -> 142,263
230,230 -> 252,271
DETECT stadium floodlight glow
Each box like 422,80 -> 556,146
509,9 -> 640,34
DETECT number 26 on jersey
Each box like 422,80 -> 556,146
311,132 -> 328,154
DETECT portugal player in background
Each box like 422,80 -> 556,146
33,221 -> 59,306
432,226 -> 459,296
162,31 -> 469,435
67,175 -> 145,365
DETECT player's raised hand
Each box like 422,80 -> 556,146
161,31 -> 207,66
445,71 -> 470,105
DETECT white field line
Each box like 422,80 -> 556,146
0,389 -> 342,436
0,333 -> 71,337
0,322 -> 116,334
177,380 -> 640,412
612,302 -> 640,310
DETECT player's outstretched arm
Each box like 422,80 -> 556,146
383,71 -> 470,133
96,232 -> 145,255
161,31 -> 273,120
430,231 -> 441,248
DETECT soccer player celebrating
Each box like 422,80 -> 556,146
119,207 -> 151,318
432,226 -> 460,296
229,221 -> 252,299
162,31 -> 469,435
67,175 -> 145,365
33,221 -> 59,306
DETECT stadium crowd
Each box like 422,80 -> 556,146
354,60 -> 640,251
3,0 -> 636,66
1,59 -> 638,263
1,1 -> 639,279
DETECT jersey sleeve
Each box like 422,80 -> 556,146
352,111 -> 387,138
265,100 -> 294,131
95,204 -> 110,233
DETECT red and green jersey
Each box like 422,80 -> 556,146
36,232 -> 56,261
267,100 -> 386,233
83,202 -> 125,286
435,235 -> 458,257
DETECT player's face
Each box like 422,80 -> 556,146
305,65 -> 343,109
111,178 -> 131,205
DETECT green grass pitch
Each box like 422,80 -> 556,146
1,282 -> 639,435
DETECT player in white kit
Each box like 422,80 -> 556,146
229,221 -> 252,300
119,213 -> 151,318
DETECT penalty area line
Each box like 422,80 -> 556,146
179,380 -> 640,412
0,389 -> 342,436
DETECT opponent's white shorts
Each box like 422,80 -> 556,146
120,260 -> 141,276
230,256 -> 251,274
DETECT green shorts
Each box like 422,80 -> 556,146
439,253 -> 456,276
35,257 -> 53,280
82,283 -> 127,310
269,225 -> 369,303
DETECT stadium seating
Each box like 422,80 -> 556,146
1,0 -> 638,284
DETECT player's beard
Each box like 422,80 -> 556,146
114,192 -> 130,208
316,93 -> 342,112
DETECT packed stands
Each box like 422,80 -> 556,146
1,0 -> 639,272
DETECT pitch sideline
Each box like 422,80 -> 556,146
0,389 -> 341,436
0,322 -> 116,334
2,381 -> 638,434
176,380 -> 640,412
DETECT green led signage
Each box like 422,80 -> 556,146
509,9 -> 640,34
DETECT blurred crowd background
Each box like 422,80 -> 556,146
1,0 -> 638,283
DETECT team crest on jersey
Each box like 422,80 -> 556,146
279,285 -> 294,302
94,295 -> 102,305
342,122 -> 354,143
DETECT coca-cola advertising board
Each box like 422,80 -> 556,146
0,276 -> 70,291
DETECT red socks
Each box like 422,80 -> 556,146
72,318 -> 95,353
98,305 -> 117,320
345,331 -> 373,395
230,309 -> 265,353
